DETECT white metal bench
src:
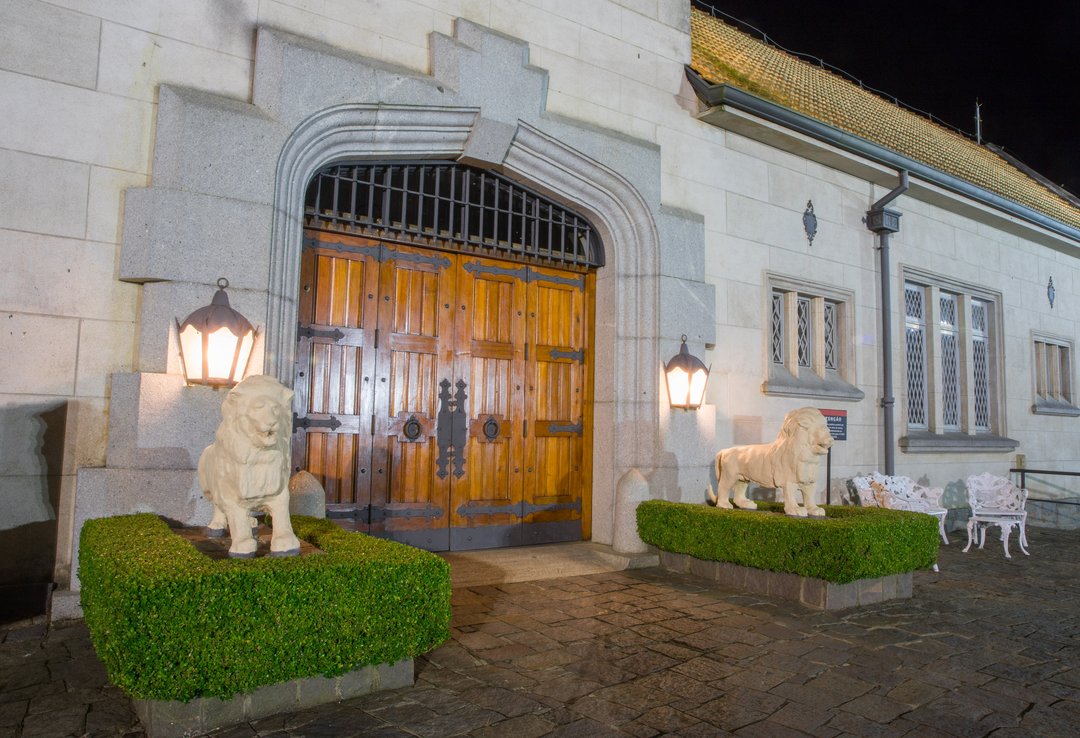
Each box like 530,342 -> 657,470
963,473 -> 1029,559
852,472 -> 949,545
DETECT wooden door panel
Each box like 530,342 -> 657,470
451,258 -> 526,549
294,234 -> 379,518
305,432 -> 361,515
524,267 -> 586,544
369,245 -> 455,548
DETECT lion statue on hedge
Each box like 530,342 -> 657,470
707,407 -> 834,517
198,374 -> 301,557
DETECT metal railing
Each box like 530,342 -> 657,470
1010,468 -> 1080,505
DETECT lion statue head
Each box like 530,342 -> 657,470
780,407 -> 834,491
217,375 -> 294,463
780,407 -> 834,458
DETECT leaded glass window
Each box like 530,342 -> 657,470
904,283 -> 928,429
771,292 -> 784,364
796,297 -> 812,368
939,293 -> 960,430
765,279 -> 858,400
972,300 -> 991,431
904,275 -> 1004,437
823,301 -> 838,371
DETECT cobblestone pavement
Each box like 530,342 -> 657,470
3,528 -> 1080,737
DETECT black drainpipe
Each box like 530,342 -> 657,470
865,171 -> 909,475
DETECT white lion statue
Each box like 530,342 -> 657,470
707,407 -> 834,517
198,374 -> 301,557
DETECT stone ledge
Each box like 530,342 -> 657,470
132,658 -> 413,738
658,551 -> 912,610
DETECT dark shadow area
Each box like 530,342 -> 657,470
0,402 -> 67,623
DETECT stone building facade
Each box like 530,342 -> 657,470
1,0 -> 1076,618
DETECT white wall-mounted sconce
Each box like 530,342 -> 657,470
664,334 -> 710,410
177,278 -> 256,387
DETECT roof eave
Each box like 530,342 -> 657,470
686,67 -> 1080,247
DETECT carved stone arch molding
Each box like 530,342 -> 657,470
267,102 -> 664,496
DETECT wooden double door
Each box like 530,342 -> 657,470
292,231 -> 593,550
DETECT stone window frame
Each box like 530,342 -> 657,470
762,273 -> 863,401
899,268 -> 1017,453
1032,332 -> 1080,417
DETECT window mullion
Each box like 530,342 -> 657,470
1035,341 -> 1047,399
926,286 -> 944,433
812,297 -> 826,376
1063,347 -> 1073,404
956,293 -> 974,433
1048,344 -> 1061,400
784,291 -> 800,375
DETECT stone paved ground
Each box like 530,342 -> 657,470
3,528 -> 1080,737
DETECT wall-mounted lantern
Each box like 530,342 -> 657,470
177,278 -> 256,387
664,335 -> 710,410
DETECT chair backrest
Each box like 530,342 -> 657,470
965,472 -> 1027,513
852,473 -> 919,508
869,472 -> 916,497
851,475 -> 881,507
852,472 -> 943,513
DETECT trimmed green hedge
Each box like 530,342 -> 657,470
79,514 -> 451,701
637,500 -> 939,583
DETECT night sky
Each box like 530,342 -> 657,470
696,1 -> 1080,198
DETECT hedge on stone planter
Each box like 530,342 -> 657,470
79,514 -> 451,701
637,500 -> 939,583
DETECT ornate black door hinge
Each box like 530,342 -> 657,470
524,499 -> 582,516
457,502 -> 520,518
435,378 -> 468,479
546,419 -> 583,435
548,348 -> 584,362
292,413 -> 342,431
296,325 -> 346,342
369,504 -> 443,523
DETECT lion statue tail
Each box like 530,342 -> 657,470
706,450 -> 721,505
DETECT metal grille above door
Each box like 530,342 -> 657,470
304,162 -> 604,269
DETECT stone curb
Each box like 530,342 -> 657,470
132,658 -> 413,738
658,551 -> 912,609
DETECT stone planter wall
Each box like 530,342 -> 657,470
133,659 -> 413,738
659,551 -> 913,610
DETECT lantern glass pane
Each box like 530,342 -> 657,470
688,368 -> 708,407
178,324 -> 204,382
667,366 -> 690,407
206,327 -> 241,381
232,331 -> 255,384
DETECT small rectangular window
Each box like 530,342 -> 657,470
764,277 -> 861,401
1033,336 -> 1078,415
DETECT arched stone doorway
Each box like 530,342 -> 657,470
264,105 -> 666,550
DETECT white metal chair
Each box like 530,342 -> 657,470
851,472 -> 949,545
963,473 -> 1029,559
